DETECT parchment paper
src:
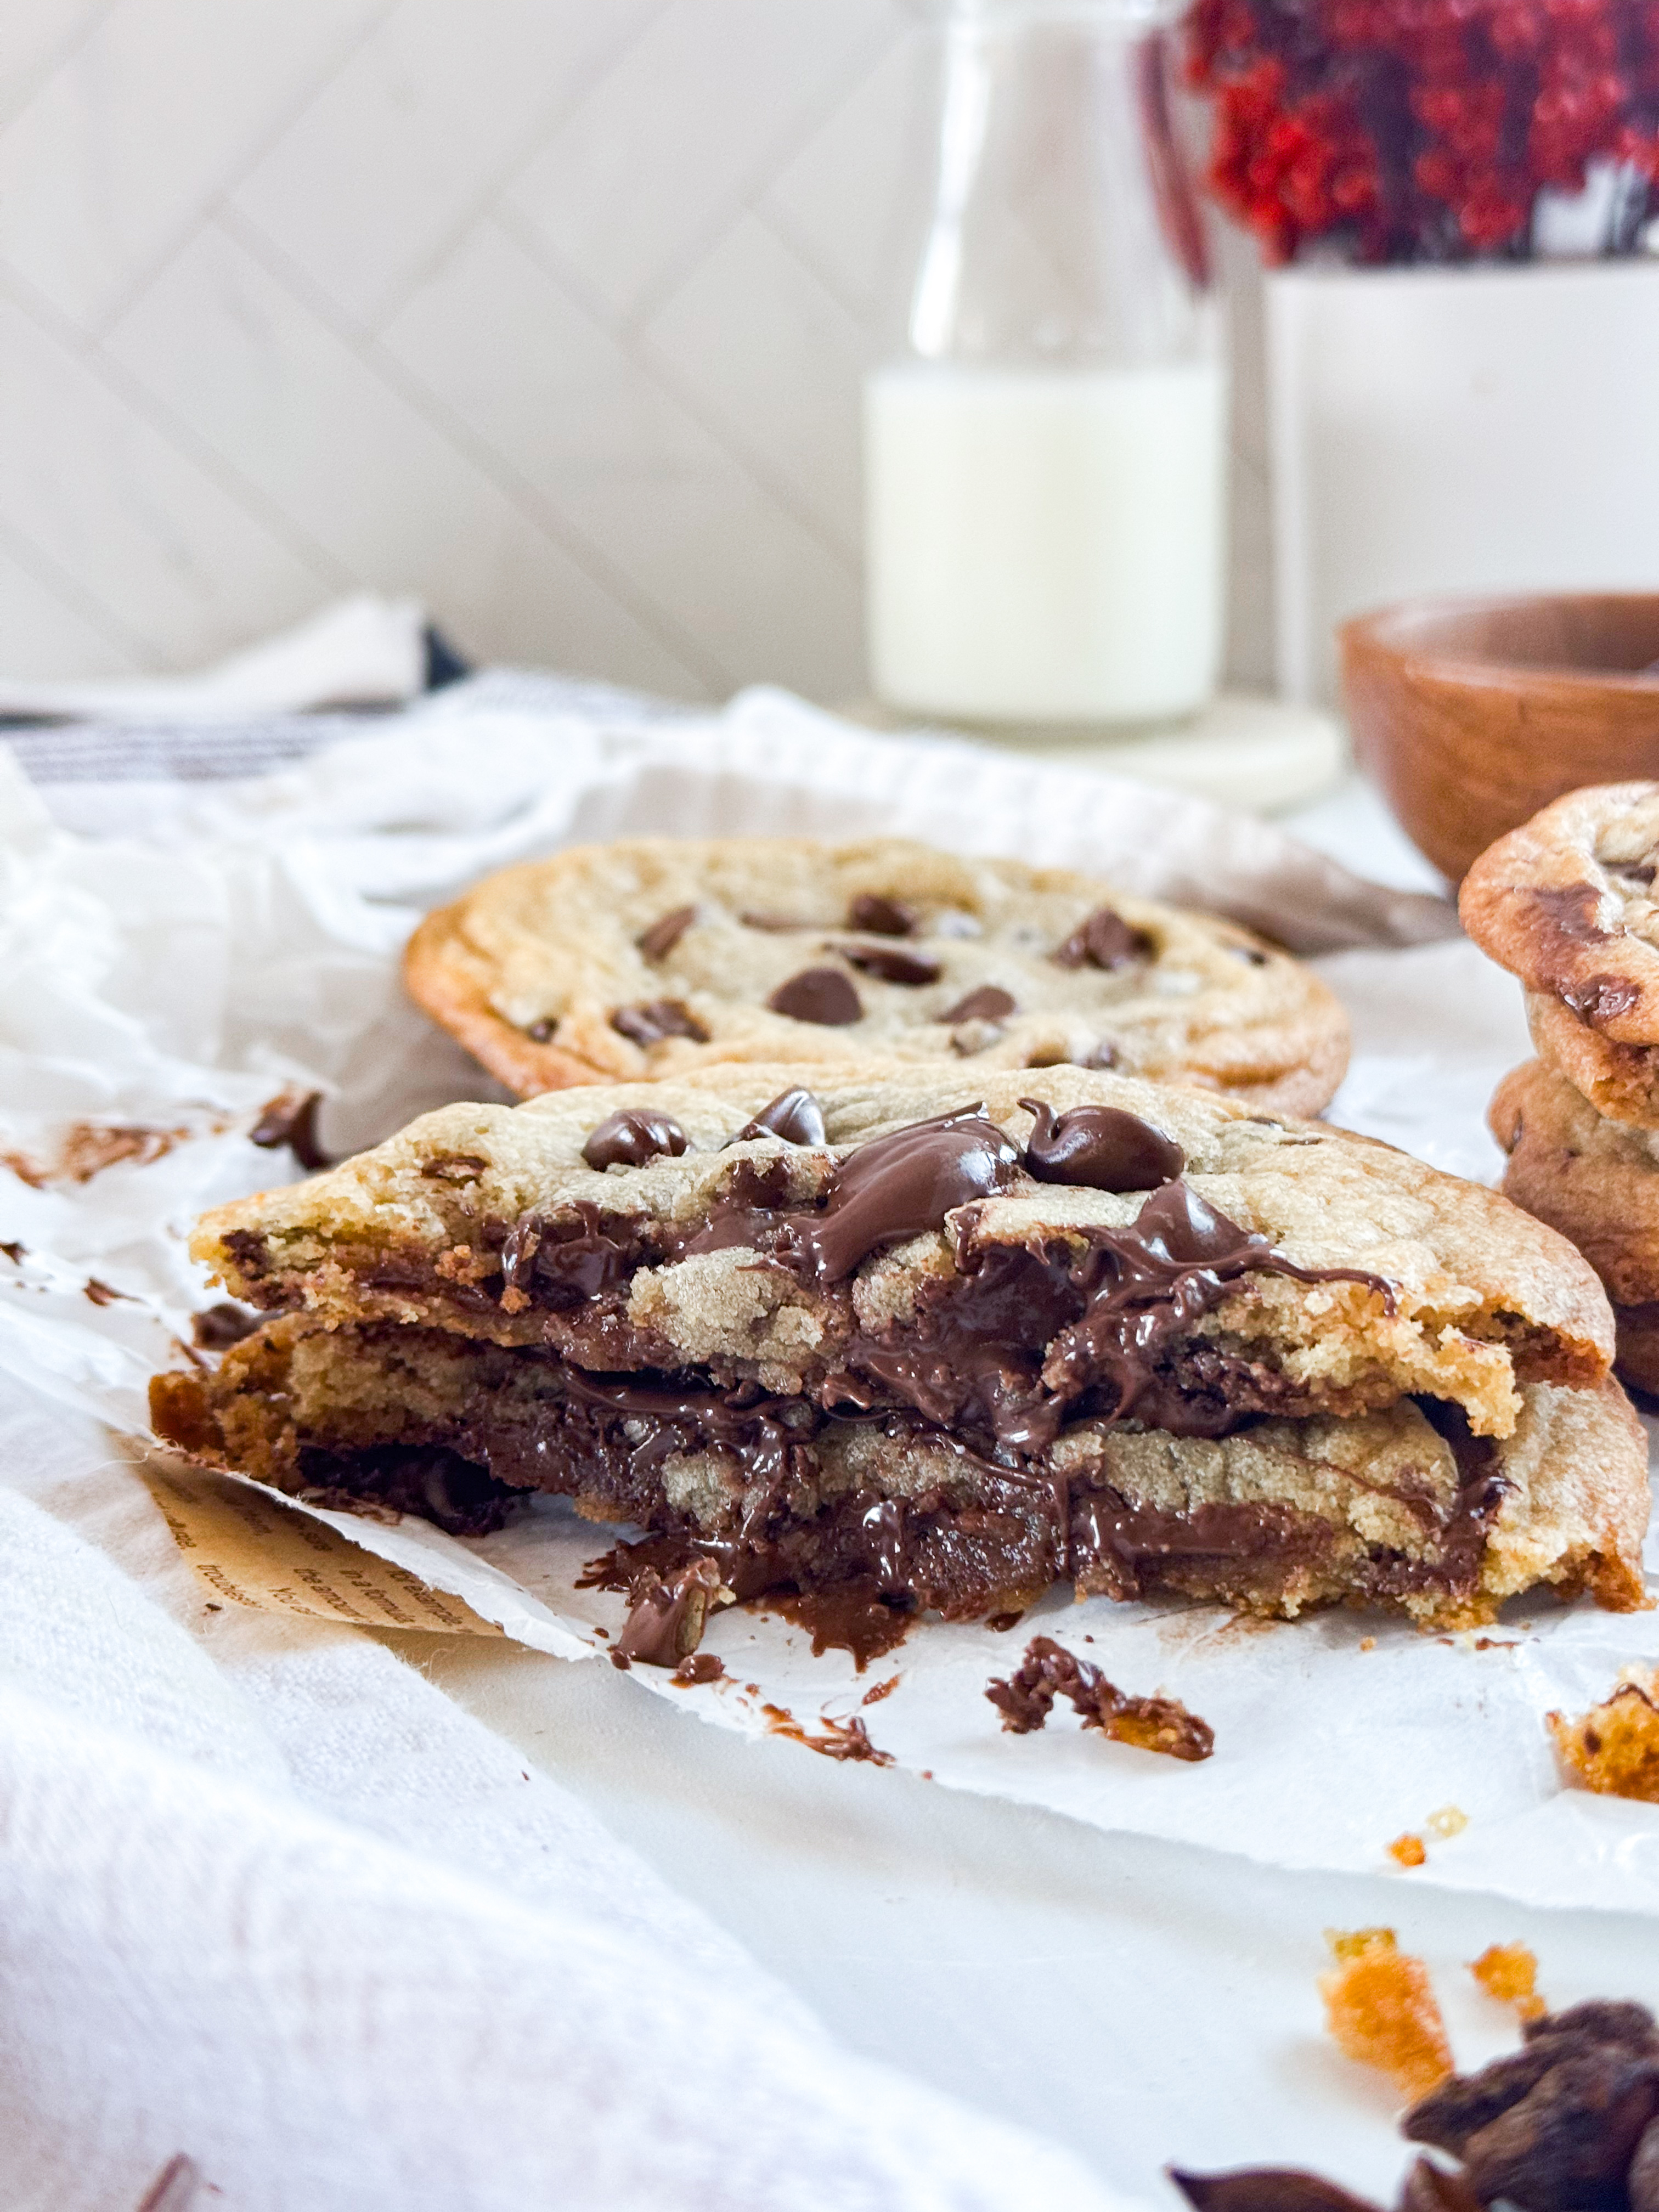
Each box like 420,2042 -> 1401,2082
6,690 -> 1656,1918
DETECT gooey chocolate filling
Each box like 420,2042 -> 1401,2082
225,1099 -> 1513,1610
283,1346 -> 1508,1622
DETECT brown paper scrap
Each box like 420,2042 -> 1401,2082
141,1460 -> 505,1636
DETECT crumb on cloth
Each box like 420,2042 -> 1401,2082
1468,1942 -> 1545,2022
1319,1929 -> 1453,2102
1549,1667 -> 1659,1802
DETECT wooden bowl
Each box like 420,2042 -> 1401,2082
1340,593 -> 1659,883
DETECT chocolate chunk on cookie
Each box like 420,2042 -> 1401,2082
1463,785 -> 1659,1126
403,834 -> 1350,1113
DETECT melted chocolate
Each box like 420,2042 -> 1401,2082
770,1581 -> 913,1667
250,1090 -> 330,1171
636,904 -> 696,961
582,1107 -> 689,1170
946,985 -> 1016,1024
847,893 -> 916,936
1038,1181 -> 1392,1432
610,999 -> 708,1047
612,1555 -> 721,1667
192,1302 -> 258,1350
777,1109 -> 1023,1283
1020,1098 -> 1184,1191
985,1633 -> 1213,1759
1526,884 -> 1644,1029
768,967 -> 863,1025
1053,906 -> 1152,972
673,1652 -> 725,1685
499,1203 -> 636,1307
848,1180 -> 1392,1447
834,944 -> 941,986
733,1087 -> 827,1146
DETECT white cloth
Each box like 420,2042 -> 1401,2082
0,1384 -> 1132,2212
0,595 -> 428,730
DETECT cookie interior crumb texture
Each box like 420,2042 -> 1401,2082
148,1064 -> 1650,1638
1318,1928 -> 1454,2101
403,836 -> 1351,1116
1548,1666 -> 1659,1802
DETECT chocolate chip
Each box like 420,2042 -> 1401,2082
636,905 -> 696,961
582,1108 -> 690,1170
192,1303 -> 258,1350
1525,2003 -> 1659,2050
1020,1098 -> 1184,1192
1082,1040 -> 1120,1069
526,1018 -> 557,1043
847,893 -> 917,936
1229,944 -> 1270,967
733,1087 -> 827,1145
249,1090 -> 330,1171
834,944 -> 941,986
768,968 -> 862,1025
1561,973 -> 1643,1027
945,985 -> 1016,1023
1053,906 -> 1153,971
421,1154 -> 488,1184
610,1000 -> 709,1047
741,910 -> 811,932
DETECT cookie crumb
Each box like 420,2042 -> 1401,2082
1424,1805 -> 1467,1839
1319,1928 -> 1453,2100
986,1634 -> 1213,1760
1359,1636 -> 1376,1652
1468,1942 -> 1545,2022
1388,1832 -> 1427,1867
1548,1666 -> 1659,1801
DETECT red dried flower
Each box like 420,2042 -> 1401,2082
1183,0 -> 1659,259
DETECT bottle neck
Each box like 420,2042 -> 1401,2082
908,8 -> 1215,368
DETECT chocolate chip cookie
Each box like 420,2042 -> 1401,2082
1462,783 -> 1659,1127
151,1063 -> 1646,1631
403,837 -> 1350,1116
1490,1056 -> 1659,1391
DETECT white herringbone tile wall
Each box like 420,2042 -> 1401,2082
0,0 -> 1271,700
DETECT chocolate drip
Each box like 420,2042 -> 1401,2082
610,998 -> 709,1047
945,985 -> 1016,1024
636,905 -> 696,961
500,1203 -> 635,1308
733,1087 -> 827,1146
1020,1098 -> 1184,1192
768,967 -> 863,1025
1053,906 -> 1152,971
582,1108 -> 689,1170
847,893 -> 916,936
777,1109 -> 1023,1284
1039,1181 -> 1392,1433
834,944 -> 941,986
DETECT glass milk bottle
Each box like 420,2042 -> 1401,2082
865,0 -> 1227,729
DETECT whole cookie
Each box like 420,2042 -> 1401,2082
1462,783 -> 1659,1127
1490,1056 -> 1659,1393
404,836 -> 1350,1115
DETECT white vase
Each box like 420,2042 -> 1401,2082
1266,257 -> 1659,704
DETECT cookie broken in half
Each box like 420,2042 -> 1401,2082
151,1066 -> 1648,1633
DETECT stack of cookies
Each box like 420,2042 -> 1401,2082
144,834 -> 1652,1637
1464,782 -> 1659,1397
